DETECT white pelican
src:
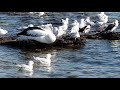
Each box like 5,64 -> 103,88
17,25 -> 56,44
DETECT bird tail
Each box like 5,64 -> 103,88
16,64 -> 22,68
33,56 -> 39,61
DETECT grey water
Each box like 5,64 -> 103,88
0,12 -> 120,78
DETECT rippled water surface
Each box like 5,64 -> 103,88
0,12 -> 120,78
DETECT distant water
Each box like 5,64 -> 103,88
0,12 -> 120,78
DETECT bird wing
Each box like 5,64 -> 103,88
104,24 -> 115,31
16,64 -> 29,70
17,26 -> 44,36
79,26 -> 87,32
27,29 -> 48,36
33,56 -> 48,64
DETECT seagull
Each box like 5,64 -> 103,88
29,12 -> 36,14
33,54 -> 51,66
56,26 -> 64,38
39,24 -> 53,30
85,17 -> 95,26
70,20 -> 80,33
0,27 -> 8,35
38,12 -> 45,17
52,26 -> 64,38
16,61 -> 34,72
69,31 -> 80,41
60,18 -> 69,34
29,12 -> 45,17
61,18 -> 69,25
79,18 -> 86,29
96,12 -> 108,26
103,20 -> 119,32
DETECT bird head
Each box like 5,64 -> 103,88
47,54 -> 51,59
100,12 -> 104,14
115,20 -> 119,24
29,61 -> 34,65
28,24 -> 34,27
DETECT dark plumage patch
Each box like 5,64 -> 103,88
104,24 -> 115,31
79,26 -> 87,32
17,27 -> 44,36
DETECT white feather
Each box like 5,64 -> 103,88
70,20 -> 80,33
96,12 -> 108,25
16,61 -> 34,72
79,18 -> 86,29
0,28 -> 8,35
83,25 -> 91,34
33,54 -> 51,66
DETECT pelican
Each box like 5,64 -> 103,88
17,25 -> 56,44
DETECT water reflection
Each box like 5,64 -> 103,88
37,66 -> 52,73
19,48 -> 58,61
110,40 -> 120,48
17,71 -> 33,78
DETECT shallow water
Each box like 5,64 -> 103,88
0,12 -> 120,78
